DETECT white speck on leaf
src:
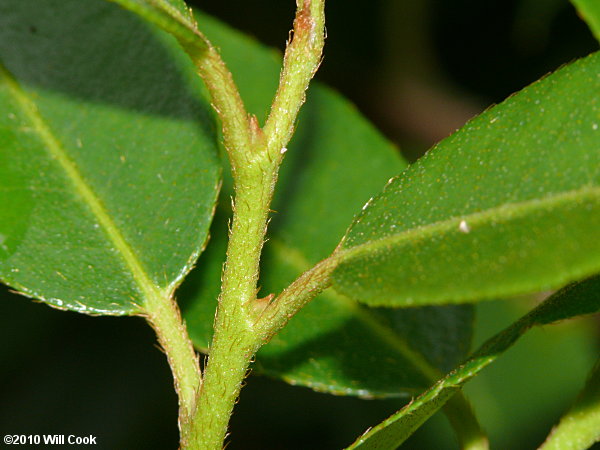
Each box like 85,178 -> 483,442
593,123 -> 598,131
280,147 -> 288,155
459,220 -> 471,233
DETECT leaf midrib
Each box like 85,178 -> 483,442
341,184 -> 600,261
1,63 -> 162,310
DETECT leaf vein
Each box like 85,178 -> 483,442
0,62 -> 162,309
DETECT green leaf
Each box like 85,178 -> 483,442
180,13 -> 475,397
464,299 -> 597,449
332,52 -> 600,307
540,357 -> 600,449
0,0 -> 220,315
347,275 -> 600,450
571,0 -> 600,42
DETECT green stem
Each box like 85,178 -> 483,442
183,41 -> 254,171
192,168 -> 276,448
110,0 -> 254,170
444,395 -> 489,450
94,4 -> 486,448
253,254 -> 338,343
263,0 -> 326,158
188,1 -> 326,448
145,289 -> 202,447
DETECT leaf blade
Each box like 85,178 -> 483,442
333,51 -> 600,307
0,0 -> 220,314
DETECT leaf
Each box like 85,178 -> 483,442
347,275 -> 600,450
332,51 -> 600,307
464,298 -> 597,449
540,358 -> 600,449
571,0 -> 600,42
0,0 -> 220,315
179,13 -> 475,397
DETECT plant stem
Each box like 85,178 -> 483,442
145,289 -> 202,447
263,0 -> 326,157
191,166 -> 276,448
186,1 -> 326,448
184,42 -> 254,171
111,0 -> 254,168
444,395 -> 489,450
253,254 -> 338,343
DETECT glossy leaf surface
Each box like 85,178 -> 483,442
180,14 -> 474,397
571,0 -> 600,42
348,275 -> 600,449
333,52 -> 600,307
0,0 -> 220,314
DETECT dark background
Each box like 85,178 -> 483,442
2,0 -> 599,449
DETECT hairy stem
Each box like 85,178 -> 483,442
253,253 -> 338,343
263,0 -> 326,158
183,41 -> 254,171
189,1 -> 326,448
144,289 -> 202,448
88,3 -> 487,448
192,166 -> 276,448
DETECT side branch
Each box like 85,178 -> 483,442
252,252 -> 340,347
180,36 -> 254,175
107,0 -> 254,166
263,0 -> 326,161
